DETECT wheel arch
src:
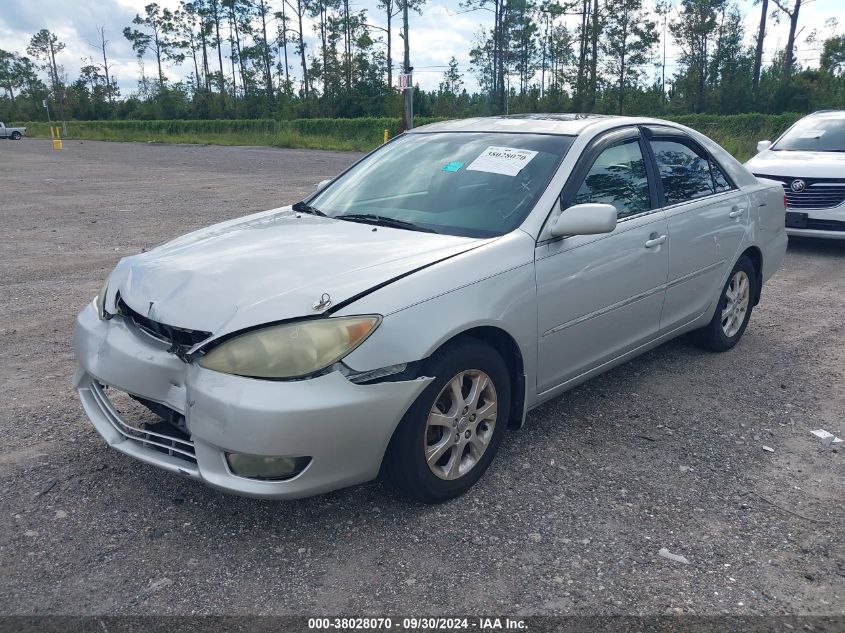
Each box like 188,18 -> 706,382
739,245 -> 763,306
433,326 -> 527,429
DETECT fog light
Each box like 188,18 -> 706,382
225,453 -> 311,481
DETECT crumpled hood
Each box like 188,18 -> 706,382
745,150 -> 845,179
107,207 -> 485,337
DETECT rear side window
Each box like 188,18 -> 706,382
650,139 -> 715,204
573,138 -> 651,219
710,159 -> 732,193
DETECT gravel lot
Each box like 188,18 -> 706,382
1,139 -> 843,617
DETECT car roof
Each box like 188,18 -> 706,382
409,113 -> 682,136
807,110 -> 845,118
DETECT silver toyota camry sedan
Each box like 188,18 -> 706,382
74,114 -> 787,502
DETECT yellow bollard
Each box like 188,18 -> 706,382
51,126 -> 62,150
383,128 -> 389,144
52,139 -> 63,150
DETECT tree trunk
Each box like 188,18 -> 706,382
575,0 -> 588,110
259,0 -> 274,93
495,0 -> 506,113
752,0 -> 767,94
229,8 -> 248,96
151,24 -> 165,87
783,0 -> 801,79
587,0 -> 599,111
343,0 -> 351,90
297,0 -> 309,99
540,12 -> 548,99
319,3 -> 328,92
190,31 -> 201,90
99,28 -> 114,105
386,7 -> 392,89
228,14 -> 238,98
279,1 -> 290,88
697,36 -> 707,112
48,39 -> 67,132
212,2 -> 226,98
199,24 -> 211,90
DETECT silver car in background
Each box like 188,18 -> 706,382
74,114 -> 787,502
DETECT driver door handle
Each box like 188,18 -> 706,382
729,206 -> 746,218
644,234 -> 667,248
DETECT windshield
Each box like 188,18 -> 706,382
308,132 -> 573,237
773,115 -> 845,152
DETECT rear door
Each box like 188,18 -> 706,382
643,128 -> 749,333
535,127 -> 669,393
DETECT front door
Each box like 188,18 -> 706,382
535,131 -> 670,394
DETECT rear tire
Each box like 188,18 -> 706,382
383,337 -> 510,503
10,132 -> 21,140
690,256 -> 755,352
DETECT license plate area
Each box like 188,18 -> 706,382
785,212 -> 808,229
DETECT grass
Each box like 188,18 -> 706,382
18,119 -> 395,152
668,113 -> 800,161
15,113 -> 802,160
72,128 -> 373,152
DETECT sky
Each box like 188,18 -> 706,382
0,0 -> 841,96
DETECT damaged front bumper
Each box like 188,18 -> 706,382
73,301 -> 431,499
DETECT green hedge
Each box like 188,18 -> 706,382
14,113 -> 802,159
666,113 -> 801,160
15,117 -> 442,150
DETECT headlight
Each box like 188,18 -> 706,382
198,315 -> 381,379
95,276 -> 111,320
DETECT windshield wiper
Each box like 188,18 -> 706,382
292,200 -> 327,216
338,213 -> 438,233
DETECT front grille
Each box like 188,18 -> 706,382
117,297 -> 211,348
756,174 -> 845,210
89,381 -> 197,464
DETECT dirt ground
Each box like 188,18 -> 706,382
0,139 -> 843,616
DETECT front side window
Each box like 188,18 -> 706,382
773,115 -> 845,152
309,132 -> 573,238
573,138 -> 651,219
650,139 -> 715,204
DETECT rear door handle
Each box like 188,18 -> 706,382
644,234 -> 667,248
729,206 -> 746,218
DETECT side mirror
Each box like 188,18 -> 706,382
551,203 -> 618,237
756,140 -> 772,153
315,179 -> 331,191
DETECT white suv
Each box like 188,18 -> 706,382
745,110 -> 845,240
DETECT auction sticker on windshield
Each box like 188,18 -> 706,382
466,146 -> 538,177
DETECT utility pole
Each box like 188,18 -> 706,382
401,0 -> 413,130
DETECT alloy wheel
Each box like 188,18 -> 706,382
424,370 -> 498,480
721,270 -> 750,338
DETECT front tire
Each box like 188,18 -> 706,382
691,256 -> 755,352
383,337 -> 511,503
10,132 -> 21,140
